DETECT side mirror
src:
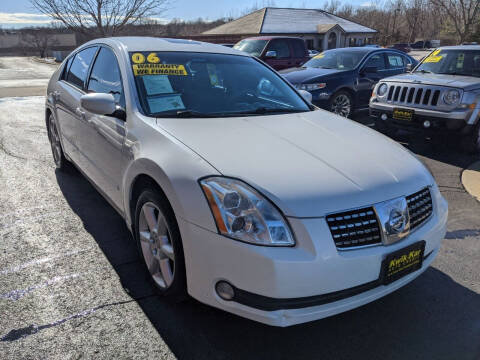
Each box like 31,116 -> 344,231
81,93 -> 117,116
298,89 -> 312,103
265,50 -> 277,59
406,63 -> 413,72
362,66 -> 378,74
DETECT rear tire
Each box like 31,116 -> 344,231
329,91 -> 354,118
134,189 -> 187,301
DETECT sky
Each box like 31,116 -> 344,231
0,0 -> 374,28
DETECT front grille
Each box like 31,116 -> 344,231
386,85 -> 442,107
326,207 -> 382,249
406,187 -> 433,230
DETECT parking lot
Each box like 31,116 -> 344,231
0,57 -> 479,359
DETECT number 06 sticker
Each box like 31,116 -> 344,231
131,52 -> 160,64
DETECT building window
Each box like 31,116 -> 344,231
328,32 -> 337,49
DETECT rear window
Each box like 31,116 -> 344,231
66,47 -> 98,89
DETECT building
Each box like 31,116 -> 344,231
200,7 -> 377,50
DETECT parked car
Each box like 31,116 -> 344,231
281,47 -> 417,117
411,40 -> 431,49
389,43 -> 412,53
308,49 -> 320,57
233,36 -> 310,70
46,37 -> 447,327
370,45 -> 480,153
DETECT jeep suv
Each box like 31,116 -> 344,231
370,45 -> 480,153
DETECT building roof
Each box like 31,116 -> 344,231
203,7 -> 377,35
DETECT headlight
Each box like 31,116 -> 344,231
200,177 -> 295,246
443,89 -> 461,105
377,83 -> 388,96
297,83 -> 326,91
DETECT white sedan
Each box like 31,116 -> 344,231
45,37 -> 448,327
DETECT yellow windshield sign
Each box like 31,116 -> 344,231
423,49 -> 443,63
314,53 -> 324,59
132,63 -> 188,76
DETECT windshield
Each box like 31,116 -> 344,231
129,52 -> 310,117
303,49 -> 368,70
415,49 -> 480,77
233,39 -> 268,57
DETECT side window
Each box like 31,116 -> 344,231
365,53 -> 386,70
402,56 -> 413,66
87,47 -> 125,108
387,53 -> 405,68
61,56 -> 74,80
267,40 -> 291,59
66,47 -> 98,89
291,40 -> 306,58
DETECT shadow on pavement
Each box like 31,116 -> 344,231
56,166 -> 480,360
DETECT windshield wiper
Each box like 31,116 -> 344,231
231,107 -> 307,115
416,69 -> 432,74
154,110 -> 221,118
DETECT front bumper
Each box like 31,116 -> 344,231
179,190 -> 448,327
370,101 -> 477,135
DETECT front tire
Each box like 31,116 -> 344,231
329,91 -> 353,118
134,189 -> 187,299
460,124 -> 480,154
47,114 -> 70,171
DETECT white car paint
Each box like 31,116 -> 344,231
46,37 -> 448,327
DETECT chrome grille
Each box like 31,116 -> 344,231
326,207 -> 382,249
406,187 -> 433,231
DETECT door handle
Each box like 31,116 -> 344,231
75,107 -> 86,120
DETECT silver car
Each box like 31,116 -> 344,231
46,37 -> 447,326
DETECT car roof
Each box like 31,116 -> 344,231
81,37 -> 249,56
242,36 -> 303,41
438,45 -> 480,50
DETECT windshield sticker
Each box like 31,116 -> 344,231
314,53 -> 324,59
143,75 -> 174,95
423,49 -> 443,63
133,63 -> 188,76
456,53 -> 465,69
147,95 -> 185,113
131,53 -> 146,64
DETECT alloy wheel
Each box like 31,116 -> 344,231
138,202 -> 175,289
48,118 -> 62,167
331,94 -> 351,117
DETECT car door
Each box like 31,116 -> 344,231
55,46 -> 98,168
80,46 -> 128,210
264,39 -> 293,70
356,52 -> 388,107
290,39 -> 308,67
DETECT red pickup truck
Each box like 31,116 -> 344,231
233,36 -> 310,70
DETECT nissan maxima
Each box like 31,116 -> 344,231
45,37 -> 448,327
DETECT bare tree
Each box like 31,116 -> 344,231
429,0 -> 480,43
20,28 -> 59,58
29,0 -> 169,36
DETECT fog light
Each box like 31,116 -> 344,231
216,281 -> 235,300
381,113 -> 388,121
423,120 -> 431,128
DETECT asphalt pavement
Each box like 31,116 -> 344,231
0,57 -> 479,360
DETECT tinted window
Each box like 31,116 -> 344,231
291,40 -> 306,58
387,53 -> 404,68
233,39 -> 268,57
66,47 -> 98,89
365,53 -> 386,70
61,56 -> 74,80
267,40 -> 291,58
87,47 -> 125,108
416,49 -> 480,76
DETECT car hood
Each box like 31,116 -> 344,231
383,73 -> 480,90
280,67 -> 344,83
156,110 -> 432,218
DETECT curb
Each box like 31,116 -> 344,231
461,160 -> 480,202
